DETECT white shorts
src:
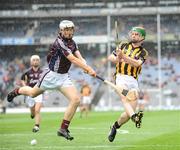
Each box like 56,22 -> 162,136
81,96 -> 91,105
138,99 -> 146,104
116,74 -> 139,91
36,69 -> 74,90
25,94 -> 44,108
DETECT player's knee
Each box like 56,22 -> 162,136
72,96 -> 81,106
121,95 -> 138,102
128,89 -> 139,101
34,109 -> 40,114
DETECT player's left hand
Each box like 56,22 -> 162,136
117,49 -> 123,60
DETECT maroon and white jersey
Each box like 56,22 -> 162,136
21,68 -> 43,87
47,34 -> 78,74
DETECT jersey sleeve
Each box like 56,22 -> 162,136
112,50 -> 117,56
138,48 -> 149,63
21,72 -> 27,81
112,42 -> 128,56
57,39 -> 72,57
74,42 -> 78,52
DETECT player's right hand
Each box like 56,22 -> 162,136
117,49 -> 123,60
86,66 -> 96,77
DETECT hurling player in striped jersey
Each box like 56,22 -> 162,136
108,26 -> 148,142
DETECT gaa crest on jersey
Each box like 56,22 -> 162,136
29,74 -> 33,78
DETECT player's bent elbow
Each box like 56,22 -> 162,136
108,55 -> 117,63
108,55 -> 113,61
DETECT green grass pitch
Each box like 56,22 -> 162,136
0,110 -> 180,150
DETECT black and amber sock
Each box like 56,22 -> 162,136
35,124 -> 39,128
113,121 -> 121,129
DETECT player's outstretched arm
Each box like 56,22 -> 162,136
74,50 -> 87,64
66,53 -> 96,77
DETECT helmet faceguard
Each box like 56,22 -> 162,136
131,27 -> 146,39
59,20 -> 75,30
129,27 -> 146,43
59,20 -> 75,40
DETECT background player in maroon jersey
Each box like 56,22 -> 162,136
7,20 -> 96,140
21,55 -> 43,133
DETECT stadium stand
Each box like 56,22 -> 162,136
0,0 -> 180,110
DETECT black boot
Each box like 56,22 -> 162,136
108,126 -> 117,142
57,129 -> 74,140
7,88 -> 20,102
108,121 -> 120,142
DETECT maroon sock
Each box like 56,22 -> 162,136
60,119 -> 70,130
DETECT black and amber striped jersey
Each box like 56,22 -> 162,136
112,42 -> 148,79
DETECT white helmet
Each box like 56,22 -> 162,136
59,20 -> 75,30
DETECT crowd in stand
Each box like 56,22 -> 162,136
0,15 -> 179,39
0,47 -> 180,109
0,14 -> 179,109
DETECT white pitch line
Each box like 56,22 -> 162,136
1,130 -> 159,137
1,145 -> 180,150
0,130 -> 129,137
117,129 -> 129,134
72,127 -> 130,134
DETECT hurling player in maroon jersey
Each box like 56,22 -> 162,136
21,55 -> 43,133
7,20 -> 96,140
